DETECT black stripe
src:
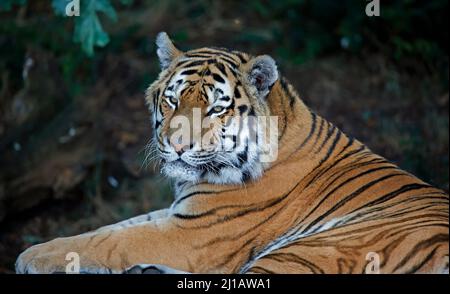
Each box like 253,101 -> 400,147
194,196 -> 289,244
303,144 -> 365,189
404,246 -> 442,274
186,167 -> 308,229
182,178 -> 299,229
215,62 -> 228,77
212,73 -> 225,83
302,172 -> 405,233
280,78 -> 296,107
158,102 -> 164,116
200,68 -> 211,76
180,87 -> 191,98
265,252 -> 324,274
233,51 -> 248,64
197,49 -> 240,66
277,82 -> 288,139
393,234 -> 448,272
247,266 -> 276,274
152,89 -> 160,112
311,118 -> 325,147
173,211 -> 215,219
182,59 -> 207,68
315,124 -> 336,154
334,177 -> 432,227
180,69 -> 198,76
238,105 -> 248,115
298,112 -> 317,149
338,136 -> 355,157
299,165 -> 398,231
234,86 -> 242,98
217,57 -> 239,70
361,183 -> 431,209
319,128 -> 342,164
172,191 -> 216,207
191,50 -> 240,69
227,66 -> 240,79
175,59 -> 191,67
302,216 -> 447,245
157,136 -> 165,146
316,158 -> 388,196
212,236 -> 257,269
185,53 -> 215,59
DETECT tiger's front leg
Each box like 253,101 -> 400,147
15,218 -> 194,274
95,208 -> 168,233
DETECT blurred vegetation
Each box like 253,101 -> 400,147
0,0 -> 448,273
1,0 -> 448,98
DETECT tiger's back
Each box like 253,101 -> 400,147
241,97 -> 449,273
240,114 -> 449,273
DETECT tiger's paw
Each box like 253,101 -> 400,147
15,238 -> 111,274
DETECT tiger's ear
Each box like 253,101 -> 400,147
156,32 -> 182,70
244,55 -> 278,99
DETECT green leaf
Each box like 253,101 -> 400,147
72,0 -> 117,56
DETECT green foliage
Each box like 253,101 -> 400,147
72,0 -> 117,56
1,0 -> 119,56
52,0 -> 118,56
244,0 -> 448,68
0,0 -> 448,97
1,0 -> 447,65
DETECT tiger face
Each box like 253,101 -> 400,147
145,32 -> 279,185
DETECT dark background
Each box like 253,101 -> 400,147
0,0 -> 448,273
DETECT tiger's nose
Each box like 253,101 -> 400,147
172,143 -> 187,155
170,139 -> 193,155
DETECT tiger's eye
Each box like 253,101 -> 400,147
213,106 -> 224,113
169,97 -> 177,105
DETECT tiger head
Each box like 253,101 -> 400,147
145,32 -> 280,185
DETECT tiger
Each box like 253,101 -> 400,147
16,32 -> 449,274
